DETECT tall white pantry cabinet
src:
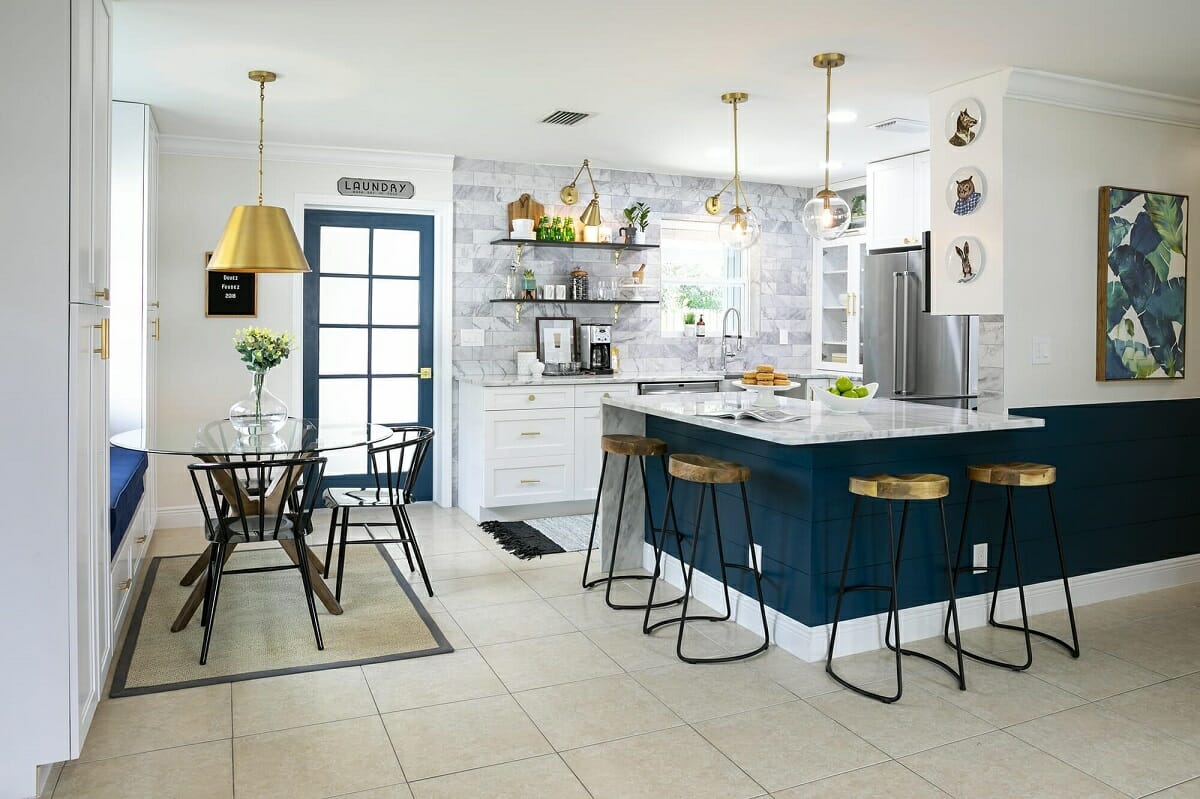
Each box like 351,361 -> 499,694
0,1 -> 113,797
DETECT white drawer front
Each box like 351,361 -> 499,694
485,385 -> 575,411
485,458 -> 574,506
109,547 -> 133,637
486,408 -> 573,459
574,406 -> 604,500
575,383 -> 637,408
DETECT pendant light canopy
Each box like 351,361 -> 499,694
801,53 -> 852,241
208,70 -> 310,274
560,158 -> 603,233
706,92 -> 760,250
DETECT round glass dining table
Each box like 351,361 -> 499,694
112,417 -> 394,632
111,417 -> 394,456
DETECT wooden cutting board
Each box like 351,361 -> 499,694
507,193 -> 544,233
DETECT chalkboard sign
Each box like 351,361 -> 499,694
205,251 -> 257,317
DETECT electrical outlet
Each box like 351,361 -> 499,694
779,328 -> 789,345
749,543 -> 763,574
1031,336 -> 1051,365
461,329 -> 485,347
972,543 -> 988,573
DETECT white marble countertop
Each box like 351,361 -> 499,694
455,371 -> 843,387
602,392 -> 1043,446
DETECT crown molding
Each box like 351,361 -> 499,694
1006,68 -> 1200,129
159,135 -> 454,171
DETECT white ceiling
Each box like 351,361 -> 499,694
113,0 -> 1200,186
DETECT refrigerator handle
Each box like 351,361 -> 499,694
892,272 -> 904,394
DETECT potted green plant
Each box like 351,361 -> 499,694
522,268 -> 537,299
621,202 -> 651,244
682,310 -> 697,337
850,193 -> 866,228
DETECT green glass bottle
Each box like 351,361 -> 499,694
551,216 -> 563,241
562,217 -> 575,241
536,216 -> 550,241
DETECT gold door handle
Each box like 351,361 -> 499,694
519,478 -> 541,484
94,288 -> 109,301
419,367 -> 432,379
519,431 -> 542,437
151,318 -> 160,340
93,318 -> 109,360
117,578 -> 132,591
148,301 -> 160,309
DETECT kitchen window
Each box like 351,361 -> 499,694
658,217 -> 758,336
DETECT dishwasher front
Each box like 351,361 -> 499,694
637,380 -> 721,395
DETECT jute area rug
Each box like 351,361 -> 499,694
110,542 -> 451,697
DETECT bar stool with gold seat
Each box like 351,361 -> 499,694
581,434 -> 686,611
943,462 -> 1080,670
827,473 -> 966,703
643,453 -> 770,663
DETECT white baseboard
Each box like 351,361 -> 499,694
642,544 -> 1200,663
154,504 -> 203,530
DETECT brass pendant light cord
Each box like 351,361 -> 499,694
822,63 -> 832,193
257,77 -> 266,206
732,97 -> 743,207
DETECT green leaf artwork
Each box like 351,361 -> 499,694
1098,187 -> 1188,381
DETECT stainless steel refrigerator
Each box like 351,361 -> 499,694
862,233 -> 978,409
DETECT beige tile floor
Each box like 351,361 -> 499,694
50,504 -> 1200,798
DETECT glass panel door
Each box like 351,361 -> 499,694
302,210 -> 435,498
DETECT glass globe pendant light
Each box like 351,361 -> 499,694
705,92 -> 761,250
802,53 -> 852,241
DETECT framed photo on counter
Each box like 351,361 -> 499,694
536,316 -> 576,364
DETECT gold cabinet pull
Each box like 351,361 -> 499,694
528,394 -> 536,401
519,478 -> 542,484
117,578 -> 132,591
519,431 -> 541,437
94,288 -> 109,301
151,318 -> 160,340
93,318 -> 110,360
136,535 -> 147,544
603,392 -> 610,398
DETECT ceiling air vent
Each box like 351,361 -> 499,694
540,110 -> 591,126
869,117 -> 928,134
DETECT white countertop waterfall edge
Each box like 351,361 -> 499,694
453,371 -> 843,387
601,392 -> 1044,446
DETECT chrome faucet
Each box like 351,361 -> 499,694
722,307 -> 743,360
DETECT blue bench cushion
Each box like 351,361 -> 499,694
110,446 -> 148,559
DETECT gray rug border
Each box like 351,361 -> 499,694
109,543 -> 453,698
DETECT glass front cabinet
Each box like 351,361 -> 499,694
811,234 -> 866,374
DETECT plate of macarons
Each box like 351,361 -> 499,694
735,365 -> 796,407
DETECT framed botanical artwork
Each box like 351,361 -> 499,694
204,251 -> 258,318
535,316 -> 576,365
1097,186 -> 1188,380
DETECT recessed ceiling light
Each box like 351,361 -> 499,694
821,160 -> 844,170
705,146 -> 729,159
827,110 -> 857,123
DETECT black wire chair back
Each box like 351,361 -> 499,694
189,455 -> 326,543
363,425 -> 434,506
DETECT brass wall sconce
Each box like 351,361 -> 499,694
560,158 -> 602,230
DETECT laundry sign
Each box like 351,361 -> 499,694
336,177 -> 415,199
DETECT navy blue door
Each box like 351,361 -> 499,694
302,210 -> 435,499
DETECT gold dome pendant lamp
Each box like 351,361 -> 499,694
801,53 -> 851,241
208,70 -> 310,273
560,158 -> 603,234
705,92 -> 761,250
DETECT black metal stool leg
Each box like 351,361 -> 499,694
581,452 -> 610,588
825,495 -> 859,678
1045,486 -> 1081,657
647,481 -> 728,636
708,484 -> 734,622
938,498 -> 967,689
742,481 -> 771,650
944,481 -> 974,648
642,474 -> 676,633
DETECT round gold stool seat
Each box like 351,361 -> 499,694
848,473 -> 950,501
966,462 -> 1056,488
601,434 -> 667,458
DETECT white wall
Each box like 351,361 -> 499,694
1002,99 -> 1200,407
155,148 -> 451,510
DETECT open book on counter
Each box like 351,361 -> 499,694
696,408 -> 808,423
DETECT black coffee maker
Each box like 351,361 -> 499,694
579,323 -> 613,374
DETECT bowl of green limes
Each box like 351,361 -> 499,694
811,376 -> 878,413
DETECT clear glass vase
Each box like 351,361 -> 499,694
229,370 -> 287,437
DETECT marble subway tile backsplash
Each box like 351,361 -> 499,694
451,158 -> 813,379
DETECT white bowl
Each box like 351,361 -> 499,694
811,381 -> 878,413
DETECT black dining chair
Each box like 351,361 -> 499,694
322,425 -> 435,600
189,454 -> 327,665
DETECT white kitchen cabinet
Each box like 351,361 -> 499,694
866,151 -> 929,251
70,0 -> 112,305
811,234 -> 867,374
458,381 -> 638,517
